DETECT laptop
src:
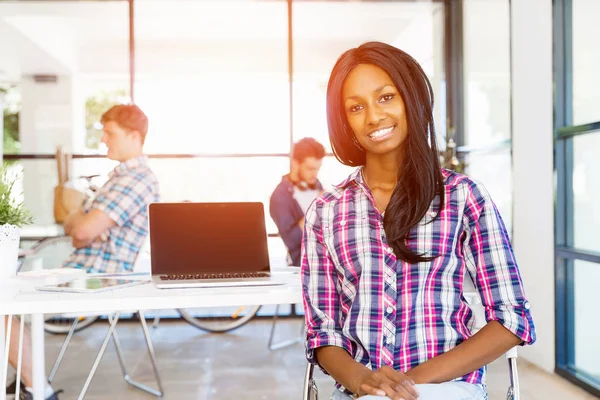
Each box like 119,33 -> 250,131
148,202 -> 285,289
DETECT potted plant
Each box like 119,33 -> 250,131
0,167 -> 33,281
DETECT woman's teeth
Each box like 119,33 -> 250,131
369,126 -> 394,139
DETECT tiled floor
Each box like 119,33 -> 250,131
10,317 -> 599,400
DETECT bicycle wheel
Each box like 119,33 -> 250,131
44,315 -> 99,334
177,305 -> 261,333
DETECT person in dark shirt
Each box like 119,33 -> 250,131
269,137 -> 325,266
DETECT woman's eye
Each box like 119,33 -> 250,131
349,104 -> 363,113
380,94 -> 394,102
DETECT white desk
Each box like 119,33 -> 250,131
0,270 -> 302,400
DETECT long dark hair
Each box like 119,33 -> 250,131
326,41 -> 444,264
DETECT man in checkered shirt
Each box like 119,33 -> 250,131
4,104 -> 159,400
62,104 -> 160,273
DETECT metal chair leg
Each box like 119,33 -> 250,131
507,357 -> 520,400
77,312 -> 121,400
48,318 -> 79,383
110,312 -> 163,397
303,362 -> 318,400
267,304 -> 303,351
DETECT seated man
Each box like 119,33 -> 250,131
5,104 -> 160,400
269,137 -> 325,266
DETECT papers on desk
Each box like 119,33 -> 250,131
18,267 -> 85,279
15,267 -> 86,286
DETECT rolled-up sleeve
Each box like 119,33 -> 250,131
463,181 -> 536,345
301,201 -> 353,366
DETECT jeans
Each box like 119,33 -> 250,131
331,381 -> 487,400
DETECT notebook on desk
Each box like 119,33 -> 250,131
148,202 -> 285,289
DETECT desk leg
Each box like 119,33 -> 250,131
0,315 -> 6,400
31,314 -> 45,400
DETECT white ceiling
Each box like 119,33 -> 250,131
0,0 -> 442,84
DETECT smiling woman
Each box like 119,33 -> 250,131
326,42 -> 443,263
301,41 -> 536,400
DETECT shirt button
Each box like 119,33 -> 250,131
340,220 -> 347,226
386,337 -> 393,345
524,301 -> 531,310
386,247 -> 393,254
386,306 -> 394,314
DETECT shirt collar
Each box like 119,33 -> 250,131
110,155 -> 148,178
335,166 -> 365,189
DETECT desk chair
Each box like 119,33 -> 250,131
301,289 -> 521,400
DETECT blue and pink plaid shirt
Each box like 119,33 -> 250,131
301,167 -> 535,395
63,156 -> 160,274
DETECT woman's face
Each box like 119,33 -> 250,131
342,63 -> 408,158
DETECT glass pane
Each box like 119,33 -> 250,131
292,1 -> 446,151
11,155 -> 354,234
463,0 -> 511,146
464,147 -> 512,235
574,259 -> 600,380
134,1 -> 289,154
147,156 -> 352,234
572,0 -> 600,125
0,1 -> 129,155
74,156 -> 288,234
572,130 -> 600,253
6,159 -> 58,225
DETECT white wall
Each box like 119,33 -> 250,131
462,0 -> 513,234
510,0 -> 555,373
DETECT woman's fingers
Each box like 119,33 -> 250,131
360,368 -> 419,400
380,366 -> 406,385
359,383 -> 387,397
396,379 -> 419,398
379,368 -> 419,399
379,382 -> 418,400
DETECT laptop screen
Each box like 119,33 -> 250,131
148,202 -> 270,275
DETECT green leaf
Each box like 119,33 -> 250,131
0,167 -> 33,227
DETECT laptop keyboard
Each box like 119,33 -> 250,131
159,272 -> 270,281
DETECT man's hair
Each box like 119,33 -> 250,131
292,137 -> 325,163
101,104 -> 149,143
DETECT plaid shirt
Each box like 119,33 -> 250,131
64,156 -> 160,273
301,168 -> 535,395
